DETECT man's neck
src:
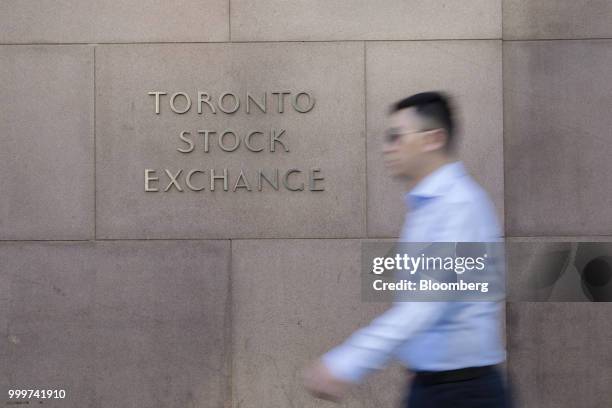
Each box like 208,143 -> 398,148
406,156 -> 456,191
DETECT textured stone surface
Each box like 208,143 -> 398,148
365,41 -> 504,237
0,241 -> 230,408
231,0 -> 501,41
503,0 -> 612,40
0,46 -> 94,240
0,242 -> 96,408
96,43 -> 366,239
232,239 -> 405,408
504,40 -> 612,236
0,0 -> 228,43
507,302 -> 612,408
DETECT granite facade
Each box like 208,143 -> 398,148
1,1 -> 610,407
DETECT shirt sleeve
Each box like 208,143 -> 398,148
321,301 -> 447,383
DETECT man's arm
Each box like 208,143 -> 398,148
321,301 -> 447,382
304,301 -> 447,401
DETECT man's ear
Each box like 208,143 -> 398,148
421,129 -> 448,152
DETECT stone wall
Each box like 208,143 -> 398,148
1,1 -> 611,407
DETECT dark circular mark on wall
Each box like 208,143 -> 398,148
580,256 -> 612,301
583,257 -> 612,287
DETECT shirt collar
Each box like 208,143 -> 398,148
404,161 -> 468,210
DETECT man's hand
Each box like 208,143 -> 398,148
303,359 -> 351,403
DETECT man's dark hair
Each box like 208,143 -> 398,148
391,91 -> 455,149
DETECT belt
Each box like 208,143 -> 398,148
412,365 -> 497,386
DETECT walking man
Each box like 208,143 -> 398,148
304,92 -> 510,407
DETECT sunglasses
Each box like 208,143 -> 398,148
384,128 -> 437,144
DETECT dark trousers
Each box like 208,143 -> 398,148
404,366 -> 511,408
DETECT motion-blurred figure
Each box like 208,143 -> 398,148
304,92 -> 511,407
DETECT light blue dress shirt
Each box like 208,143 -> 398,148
322,161 -> 506,383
